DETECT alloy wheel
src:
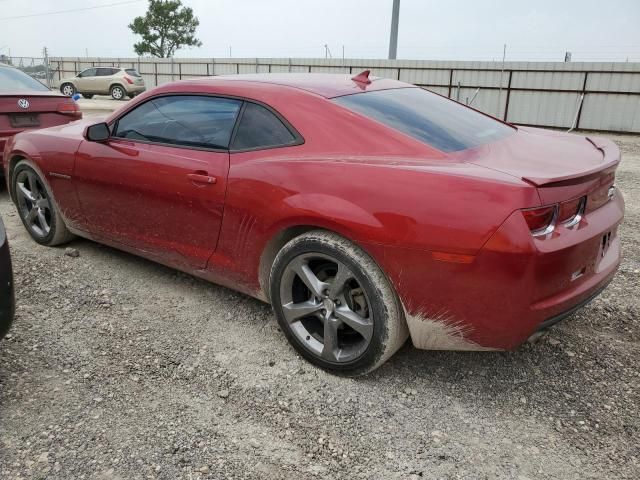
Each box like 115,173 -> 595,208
15,170 -> 52,238
112,87 -> 123,99
62,84 -> 74,96
279,252 -> 374,363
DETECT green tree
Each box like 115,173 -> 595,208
129,0 -> 202,58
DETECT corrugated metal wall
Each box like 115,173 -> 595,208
49,57 -> 640,133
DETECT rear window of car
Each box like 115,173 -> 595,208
333,87 -> 514,152
0,67 -> 49,92
125,69 -> 141,78
231,102 -> 297,150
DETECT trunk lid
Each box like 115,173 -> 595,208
0,93 -> 81,135
454,126 -> 620,206
0,92 -> 69,114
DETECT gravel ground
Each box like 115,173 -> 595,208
0,133 -> 638,480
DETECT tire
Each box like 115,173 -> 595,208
12,161 -> 75,246
269,231 -> 408,376
82,93 -> 94,99
60,83 -> 76,97
110,85 -> 126,100
128,94 -> 136,99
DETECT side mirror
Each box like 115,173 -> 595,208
85,122 -> 110,142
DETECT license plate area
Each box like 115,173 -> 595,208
600,231 -> 612,258
9,113 -> 40,128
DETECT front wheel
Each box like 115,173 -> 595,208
269,231 -> 408,376
110,85 -> 125,100
12,161 -> 75,246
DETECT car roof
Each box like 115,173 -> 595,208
185,73 -> 413,99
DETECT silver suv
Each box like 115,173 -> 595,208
59,67 -> 146,100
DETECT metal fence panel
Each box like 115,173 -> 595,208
586,73 -> 640,93
512,71 -> 584,90
580,94 -> 640,131
399,68 -> 450,85
507,91 -> 581,127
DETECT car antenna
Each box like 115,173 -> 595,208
351,70 -> 372,85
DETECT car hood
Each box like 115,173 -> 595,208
452,126 -> 619,186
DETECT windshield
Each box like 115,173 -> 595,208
0,67 -> 50,93
333,87 -> 514,152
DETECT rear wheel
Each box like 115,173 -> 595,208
269,231 -> 408,376
12,161 -> 75,246
110,85 -> 125,100
60,83 -> 75,97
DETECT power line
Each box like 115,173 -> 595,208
0,0 -> 145,21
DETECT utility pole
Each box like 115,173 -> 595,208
497,44 -> 506,118
388,0 -> 400,59
43,46 -> 51,88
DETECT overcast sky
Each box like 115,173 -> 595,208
1,0 -> 639,61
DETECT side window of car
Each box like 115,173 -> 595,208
79,68 -> 97,78
113,95 -> 242,149
231,102 -> 297,150
95,68 -> 117,76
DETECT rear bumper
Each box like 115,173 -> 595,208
365,191 -> 624,351
0,218 -> 14,340
536,280 -> 611,331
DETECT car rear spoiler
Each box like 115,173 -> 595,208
521,136 -> 621,187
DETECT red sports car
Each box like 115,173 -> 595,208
3,72 -> 624,374
1,63 -> 81,172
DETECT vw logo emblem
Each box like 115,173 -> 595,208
17,99 -> 30,109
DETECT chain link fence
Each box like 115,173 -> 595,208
0,55 -> 56,88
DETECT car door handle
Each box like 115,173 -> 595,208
187,173 -> 217,185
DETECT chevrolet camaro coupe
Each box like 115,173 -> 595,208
2,72 -> 624,374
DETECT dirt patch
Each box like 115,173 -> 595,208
0,133 -> 638,479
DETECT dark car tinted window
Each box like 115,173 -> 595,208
333,87 -> 514,152
0,67 -> 49,92
231,102 -> 296,150
96,68 -> 116,76
114,95 -> 242,149
125,69 -> 141,77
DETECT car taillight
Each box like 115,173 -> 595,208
558,196 -> 586,226
521,196 -> 586,237
124,76 -> 133,84
521,205 -> 557,236
57,102 -> 82,118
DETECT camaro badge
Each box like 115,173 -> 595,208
17,99 -> 30,109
